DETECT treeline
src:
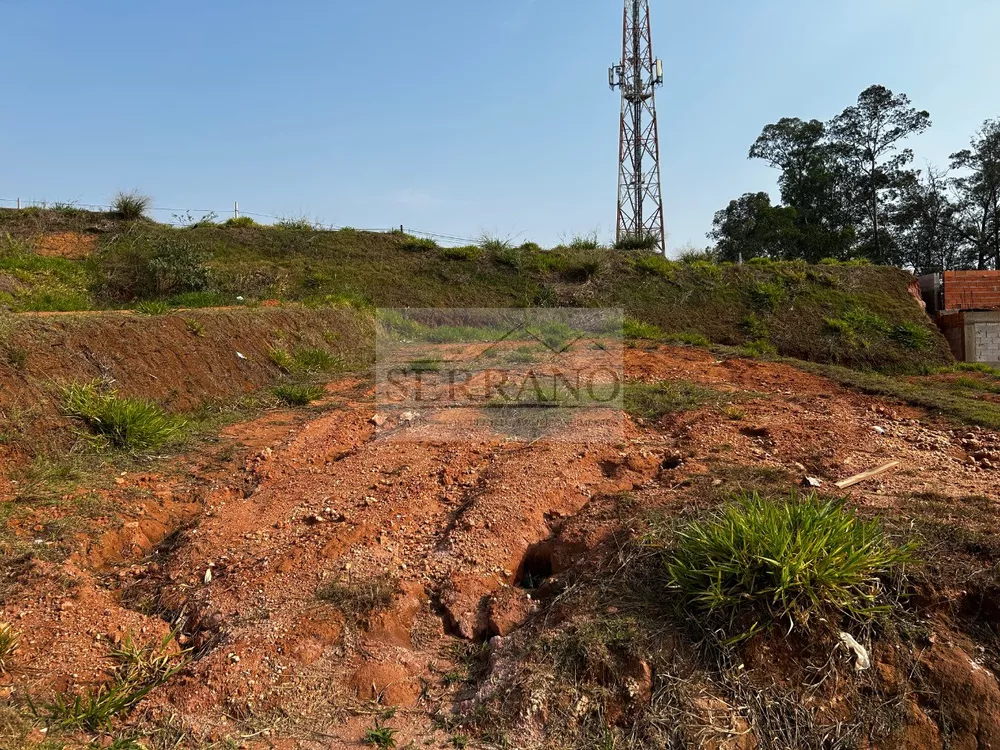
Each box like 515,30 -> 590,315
708,85 -> 1000,274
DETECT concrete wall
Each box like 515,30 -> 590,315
938,310 -> 1000,363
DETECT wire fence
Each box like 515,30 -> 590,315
0,196 -> 478,247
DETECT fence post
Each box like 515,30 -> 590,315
400,224 -> 404,233
16,198 -> 20,209
234,201 -> 239,219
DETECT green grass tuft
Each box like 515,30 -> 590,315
268,345 -> 341,374
134,300 -> 170,315
61,381 -> 185,452
0,623 -> 19,673
623,318 -> 663,340
440,245 -> 482,261
272,384 -> 325,406
664,492 -> 915,638
111,191 -> 151,220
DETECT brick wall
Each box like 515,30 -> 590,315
943,271 -> 1000,311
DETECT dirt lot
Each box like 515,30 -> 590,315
2,344 -> 1000,748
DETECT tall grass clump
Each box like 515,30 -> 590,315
111,191 -> 151,220
62,381 -> 185,452
272,384 -> 325,406
664,492 -> 914,638
615,233 -> 660,251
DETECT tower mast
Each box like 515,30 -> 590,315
609,0 -> 666,252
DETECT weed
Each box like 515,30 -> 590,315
111,191 -> 151,220
0,623 -> 19,673
96,232 -> 210,302
223,216 -> 257,228
183,318 -> 204,337
663,492 -> 915,638
623,318 -> 662,340
890,322 -> 932,350
624,380 -> 724,421
363,716 -> 398,748
272,384 -> 325,406
61,381 -> 185,452
134,300 -> 170,315
440,245 -> 482,261
318,574 -> 398,618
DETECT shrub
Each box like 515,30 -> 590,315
61,381 -> 185,452
623,318 -> 663,340
440,245 -> 482,261
111,191 -> 151,220
664,492 -> 914,638
223,216 -> 257,228
615,233 -> 660,251
567,232 -> 602,251
272,384 -> 325,406
318,574 -> 398,618
631,253 -> 676,279
96,233 -> 211,301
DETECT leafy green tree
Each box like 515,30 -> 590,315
892,166 -> 960,274
709,192 -> 802,262
950,119 -> 1000,270
828,85 -> 932,264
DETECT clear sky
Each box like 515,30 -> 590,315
2,1 -> 998,252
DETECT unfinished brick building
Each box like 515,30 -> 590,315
921,271 -> 1000,363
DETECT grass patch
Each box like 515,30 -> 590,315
623,318 -> 663,340
624,380 -> 726,421
663,492 -> 915,639
223,216 -> 257,228
631,253 -> 676,279
363,718 -> 398,749
111,191 -> 151,221
663,332 -> 711,347
272,384 -> 325,406
61,381 -> 185,452
268,345 -> 341,374
440,245 -> 482,261
318,574 -> 398,618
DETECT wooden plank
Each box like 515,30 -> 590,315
835,461 -> 901,490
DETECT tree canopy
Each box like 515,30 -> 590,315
709,85 -> 998,274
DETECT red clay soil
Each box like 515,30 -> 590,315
1,344 -> 1000,748
32,233 -> 96,260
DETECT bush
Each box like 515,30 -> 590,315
272,384 -> 325,406
111,191 -> 151,220
61,381 -> 185,452
664,493 -> 914,638
223,216 -> 257,228
440,245 -> 482,261
615,233 -> 660,251
95,233 -> 211,301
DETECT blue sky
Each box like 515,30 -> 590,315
2,1 -> 998,253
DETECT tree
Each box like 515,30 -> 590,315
892,166 -> 959,274
708,192 -> 802,263
749,118 -> 857,261
828,85 -> 932,264
950,119 -> 1000,270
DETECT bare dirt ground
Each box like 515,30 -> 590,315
2,344 -> 1000,748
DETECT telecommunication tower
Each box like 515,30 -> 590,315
609,0 -> 666,252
